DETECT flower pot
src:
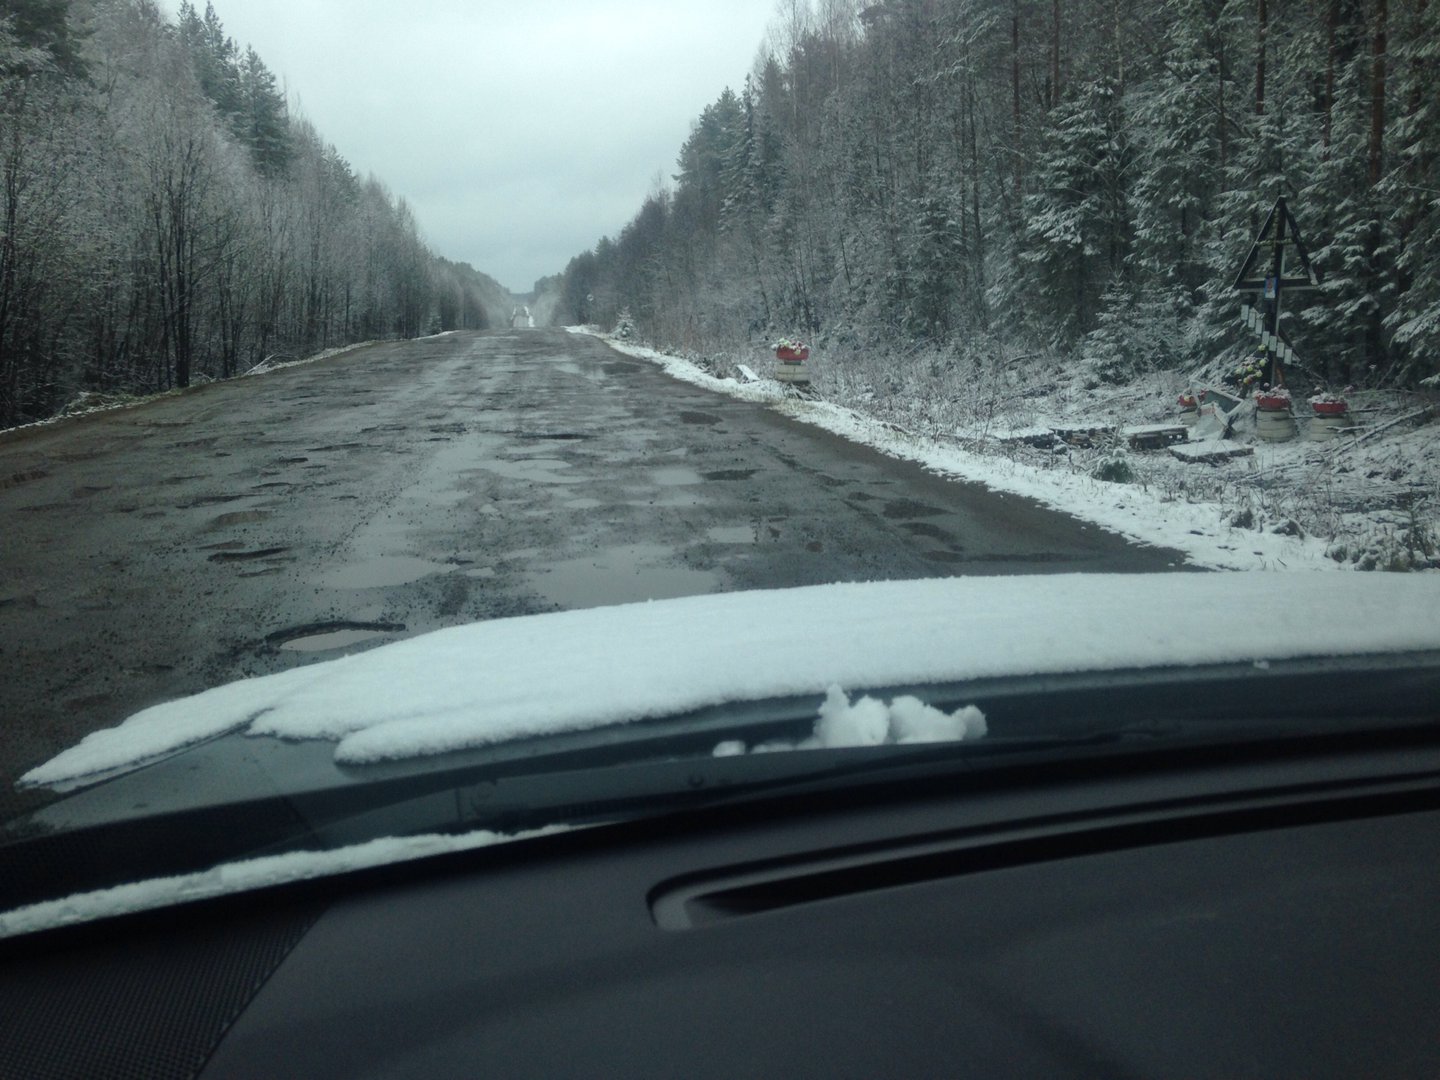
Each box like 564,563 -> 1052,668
776,346 -> 810,362
1311,400 -> 1347,416
1254,394 -> 1291,412
1256,408 -> 1298,442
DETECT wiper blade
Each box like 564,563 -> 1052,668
6,651 -> 1438,914
0,730 -> 1135,913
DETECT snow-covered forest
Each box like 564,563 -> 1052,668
0,0 -> 513,429
549,0 -> 1439,393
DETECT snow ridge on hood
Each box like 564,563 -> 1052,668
21,573 -> 1440,788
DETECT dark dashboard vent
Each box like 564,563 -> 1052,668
651,773 -> 1440,930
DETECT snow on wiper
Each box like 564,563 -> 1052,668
713,685 -> 987,757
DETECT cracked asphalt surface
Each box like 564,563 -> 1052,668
0,328 -> 1184,816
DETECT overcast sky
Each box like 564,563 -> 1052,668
159,1 -> 781,294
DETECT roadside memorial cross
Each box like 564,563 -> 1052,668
1232,196 -> 1321,388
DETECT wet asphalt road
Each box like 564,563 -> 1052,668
0,328 -> 1184,815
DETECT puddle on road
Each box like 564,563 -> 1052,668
281,628 -> 388,652
178,493 -> 249,509
651,466 -> 703,487
209,546 -> 290,563
207,509 -> 274,529
476,457 -> 584,485
323,555 -> 452,589
268,621 -> 407,653
706,525 -> 759,544
883,499 -> 946,519
526,544 -> 719,609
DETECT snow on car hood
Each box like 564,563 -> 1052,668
21,573 -> 1440,788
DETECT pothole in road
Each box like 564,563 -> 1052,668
923,550 -> 967,564
525,544 -> 719,610
680,412 -> 722,426
702,469 -> 756,482
178,493 -> 248,508
478,458 -> 583,485
266,621 -> 407,652
209,546 -> 291,562
706,525 -> 758,544
882,499 -> 946,519
503,431 -> 592,441
2,468 -> 51,490
902,521 -> 961,545
207,509 -> 274,529
322,555 -> 453,589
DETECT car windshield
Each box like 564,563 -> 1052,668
2,0 -> 1438,936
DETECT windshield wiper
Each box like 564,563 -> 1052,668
5,652 -> 1439,913
6,716 -> 1438,916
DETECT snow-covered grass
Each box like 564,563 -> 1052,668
574,328 -> 1439,572
241,339 -> 382,375
0,340 -> 387,439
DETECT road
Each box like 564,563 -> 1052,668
0,329 -> 1184,814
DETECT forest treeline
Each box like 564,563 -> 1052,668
0,0 -> 513,429
549,0 -> 1439,391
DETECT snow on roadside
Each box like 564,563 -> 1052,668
242,339 -> 381,375
570,328 -> 1362,571
0,340 -> 386,440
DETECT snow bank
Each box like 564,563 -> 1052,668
22,574 -> 1440,788
574,329 -> 1438,573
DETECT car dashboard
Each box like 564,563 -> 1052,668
3,721 -> 1438,1079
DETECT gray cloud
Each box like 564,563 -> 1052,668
160,0 -> 778,292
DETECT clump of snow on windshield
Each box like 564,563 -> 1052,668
714,685 -> 986,756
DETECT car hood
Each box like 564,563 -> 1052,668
6,572 -> 1440,939
18,571 -> 1440,797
